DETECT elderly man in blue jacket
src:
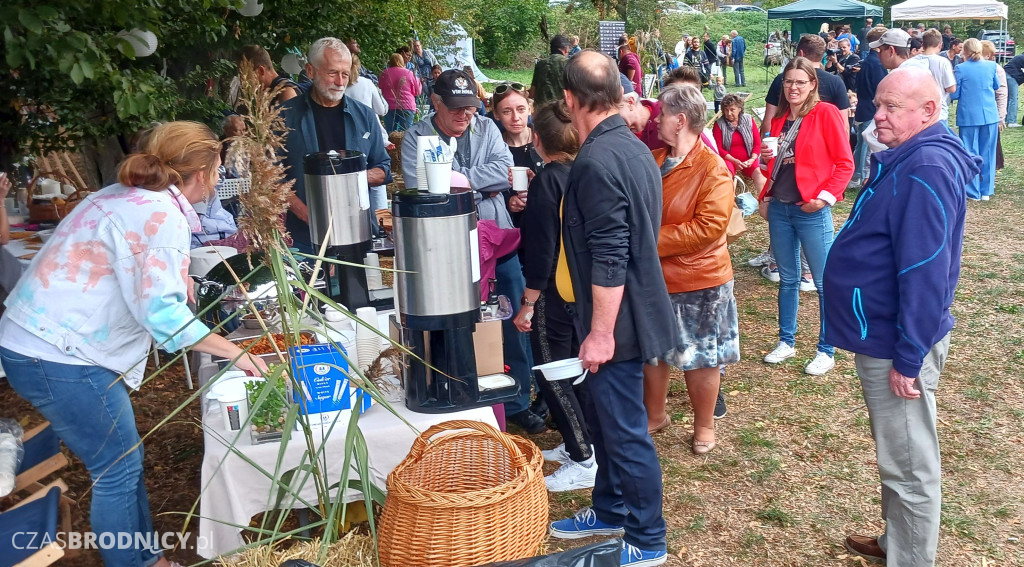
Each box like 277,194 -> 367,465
280,37 -> 391,254
729,29 -> 746,86
824,68 -> 981,567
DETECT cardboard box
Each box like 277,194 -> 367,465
389,315 -> 505,377
474,319 -> 504,376
288,343 -> 372,428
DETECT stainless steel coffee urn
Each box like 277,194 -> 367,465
304,151 -> 391,309
392,188 -> 519,413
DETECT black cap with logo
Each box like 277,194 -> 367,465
433,69 -> 479,109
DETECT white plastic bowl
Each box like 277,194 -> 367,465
533,358 -> 588,385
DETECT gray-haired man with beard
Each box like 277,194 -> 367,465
280,37 -> 391,255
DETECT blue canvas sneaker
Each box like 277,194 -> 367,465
549,507 -> 624,539
621,543 -> 668,566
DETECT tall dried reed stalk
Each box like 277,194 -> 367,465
231,58 -> 294,253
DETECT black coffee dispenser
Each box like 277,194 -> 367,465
392,188 -> 518,413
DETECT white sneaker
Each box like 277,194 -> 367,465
981,196 -> 990,201
761,265 -> 780,283
804,351 -> 835,375
764,342 -> 796,364
799,276 -> 816,292
747,250 -> 772,267
542,443 -> 569,464
545,456 -> 598,492
1008,123 -> 1021,128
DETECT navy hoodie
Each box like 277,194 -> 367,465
823,122 -> 981,377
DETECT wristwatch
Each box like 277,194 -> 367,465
520,297 -> 536,307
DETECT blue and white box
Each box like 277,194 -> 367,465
288,342 -> 372,428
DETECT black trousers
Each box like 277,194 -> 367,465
529,288 -> 593,462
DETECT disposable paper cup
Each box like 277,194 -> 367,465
533,358 -> 588,386
213,377 -> 256,432
762,137 -> 779,157
424,160 -> 453,194
355,307 -> 378,337
511,166 -> 530,193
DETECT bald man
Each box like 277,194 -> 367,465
823,68 -> 982,566
548,50 -> 674,567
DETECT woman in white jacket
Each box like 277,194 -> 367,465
0,121 -> 268,567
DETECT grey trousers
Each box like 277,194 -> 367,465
855,332 -> 950,567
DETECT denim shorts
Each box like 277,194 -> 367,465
661,280 -> 740,371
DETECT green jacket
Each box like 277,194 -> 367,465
530,53 -> 568,107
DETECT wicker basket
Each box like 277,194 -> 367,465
377,420 -> 548,567
27,172 -> 88,223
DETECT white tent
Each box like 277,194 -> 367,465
891,0 -> 1007,21
432,22 -> 493,82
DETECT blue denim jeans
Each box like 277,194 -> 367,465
0,346 -> 162,567
583,358 -> 665,550
495,254 -> 536,415
732,58 -> 745,86
384,109 -> 414,133
853,120 -> 872,182
1007,78 -> 1019,126
766,201 -> 834,356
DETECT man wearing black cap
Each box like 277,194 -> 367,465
401,69 -> 544,433
529,35 -> 572,107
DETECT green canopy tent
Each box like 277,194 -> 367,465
767,0 -> 883,41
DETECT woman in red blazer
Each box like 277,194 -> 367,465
758,57 -> 853,376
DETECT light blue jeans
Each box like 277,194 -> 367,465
732,58 -> 745,86
766,201 -> 834,356
1007,78 -> 1019,126
959,123 -> 998,199
0,346 -> 163,567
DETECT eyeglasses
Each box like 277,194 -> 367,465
783,79 -> 813,88
443,105 -> 477,115
494,82 -> 525,95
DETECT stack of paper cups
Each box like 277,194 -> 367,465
415,135 -> 440,190
364,252 -> 383,290
355,306 -> 381,372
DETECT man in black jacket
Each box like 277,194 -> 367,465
547,50 -> 676,567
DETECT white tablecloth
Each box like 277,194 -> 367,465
197,312 -> 500,558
